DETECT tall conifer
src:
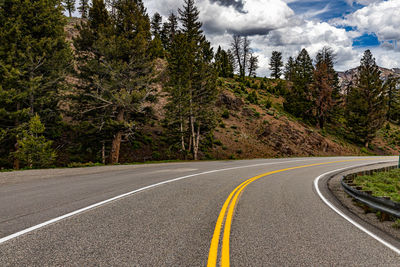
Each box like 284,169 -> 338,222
74,0 -> 154,164
284,49 -> 314,120
312,47 -> 339,128
269,51 -> 283,79
345,50 -> 386,147
0,0 -> 71,168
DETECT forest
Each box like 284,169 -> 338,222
0,0 -> 399,170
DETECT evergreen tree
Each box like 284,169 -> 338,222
165,32 -> 190,156
345,50 -> 386,147
215,46 -> 234,78
151,12 -> 162,38
248,53 -> 259,77
13,114 -> 57,168
312,47 -> 339,128
284,49 -> 314,120
269,51 -> 283,79
161,12 -> 178,51
0,0 -> 71,169
284,56 -> 295,81
73,0 -> 155,164
386,75 -> 400,123
78,0 -> 90,18
165,0 -> 217,160
63,0 -> 76,17
149,12 -> 164,58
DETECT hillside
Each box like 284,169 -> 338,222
338,66 -> 400,89
117,75 -> 400,162
63,18 -> 398,164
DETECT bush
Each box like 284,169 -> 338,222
246,91 -> 258,104
152,151 -> 161,160
222,109 -> 230,119
214,140 -> 223,146
265,98 -> 272,110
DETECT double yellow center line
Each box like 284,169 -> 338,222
207,159 -> 379,267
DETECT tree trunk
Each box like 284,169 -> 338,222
193,123 -> 200,161
180,119 -> 185,152
190,115 -> 196,160
110,110 -> 124,164
102,141 -> 106,165
14,102 -> 20,169
13,142 -> 20,170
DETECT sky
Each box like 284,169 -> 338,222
73,0 -> 400,76
140,0 -> 400,76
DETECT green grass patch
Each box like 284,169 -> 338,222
354,168 -> 400,202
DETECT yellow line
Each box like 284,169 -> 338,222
208,158 -> 382,267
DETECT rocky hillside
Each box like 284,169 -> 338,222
338,66 -> 400,89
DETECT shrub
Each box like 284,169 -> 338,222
222,109 -> 230,119
265,97 -> 272,110
246,91 -> 258,104
214,140 -> 223,146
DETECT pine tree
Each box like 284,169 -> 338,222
161,12 -> 178,51
63,0 -> 76,17
149,12 -> 164,58
284,49 -> 314,120
284,56 -> 295,81
345,50 -> 386,147
73,0 -> 155,164
248,53 -> 259,77
312,47 -> 339,128
165,0 -> 217,160
151,12 -> 162,38
386,75 -> 400,123
269,51 -> 283,79
165,32 -> 191,156
0,0 -> 71,169
215,46 -> 234,78
13,114 -> 57,168
78,0 -> 90,18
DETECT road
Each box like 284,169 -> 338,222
0,156 -> 399,266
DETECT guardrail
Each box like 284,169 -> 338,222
341,166 -> 400,219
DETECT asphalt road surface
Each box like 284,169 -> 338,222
1,156 -> 400,266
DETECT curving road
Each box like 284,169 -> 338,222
0,157 -> 399,266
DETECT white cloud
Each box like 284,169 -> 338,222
144,0 -> 400,75
338,0 -> 400,41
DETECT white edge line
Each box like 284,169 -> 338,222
0,158 -> 318,244
313,161 -> 400,255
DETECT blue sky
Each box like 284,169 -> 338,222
72,0 -> 400,74
286,0 -> 381,48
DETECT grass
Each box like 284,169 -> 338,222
354,168 -> 400,202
